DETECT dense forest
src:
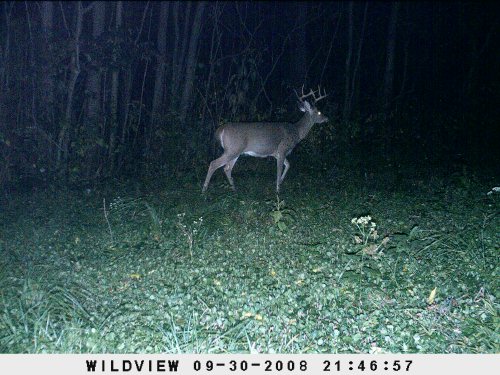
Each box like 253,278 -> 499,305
0,1 -> 498,189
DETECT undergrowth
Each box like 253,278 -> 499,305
0,165 -> 498,353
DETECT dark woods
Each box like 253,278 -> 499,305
0,1 -> 498,189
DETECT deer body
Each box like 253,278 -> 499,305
202,87 -> 328,193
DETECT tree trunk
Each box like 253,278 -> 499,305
381,1 -> 399,162
179,1 -> 206,124
201,3 -> 222,159
170,1 -> 180,109
350,1 -> 368,114
342,1 -> 354,123
57,1 -> 82,177
397,3 -> 410,102
109,1 -> 123,173
291,2 -> 307,89
0,3 -> 12,92
40,1 -> 54,123
117,63 -> 132,173
171,1 -> 192,112
84,1 -> 105,179
148,1 -> 170,154
382,2 -> 399,114
85,1 -> 105,126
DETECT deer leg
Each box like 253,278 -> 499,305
280,158 -> 290,184
202,153 -> 234,192
223,157 -> 238,191
276,155 -> 284,193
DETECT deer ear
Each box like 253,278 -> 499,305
303,100 -> 312,113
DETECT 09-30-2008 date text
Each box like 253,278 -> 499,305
193,359 -> 413,372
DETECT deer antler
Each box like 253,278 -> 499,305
295,85 -> 315,103
312,85 -> 328,103
295,85 -> 328,104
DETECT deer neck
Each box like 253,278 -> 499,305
294,113 -> 315,140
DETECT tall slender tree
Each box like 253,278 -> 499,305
83,1 -> 105,178
109,1 -> 123,173
291,2 -> 307,89
382,1 -> 399,114
148,1 -> 170,154
40,1 -> 54,123
85,1 -> 105,127
179,1 -> 207,124
342,1 -> 354,123
57,1 -> 83,176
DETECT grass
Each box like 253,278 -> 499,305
0,162 -> 498,353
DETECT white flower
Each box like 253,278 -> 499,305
488,187 -> 500,195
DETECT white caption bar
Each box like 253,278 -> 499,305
0,354 -> 498,375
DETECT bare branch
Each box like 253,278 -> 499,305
134,1 -> 150,45
58,1 -> 71,38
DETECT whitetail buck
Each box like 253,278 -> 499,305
202,86 -> 328,193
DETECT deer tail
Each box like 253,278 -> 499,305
215,126 -> 225,149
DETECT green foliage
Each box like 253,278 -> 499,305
175,212 -> 205,257
268,194 -> 295,233
0,167 -> 498,353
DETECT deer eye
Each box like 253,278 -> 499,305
318,111 -> 321,115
